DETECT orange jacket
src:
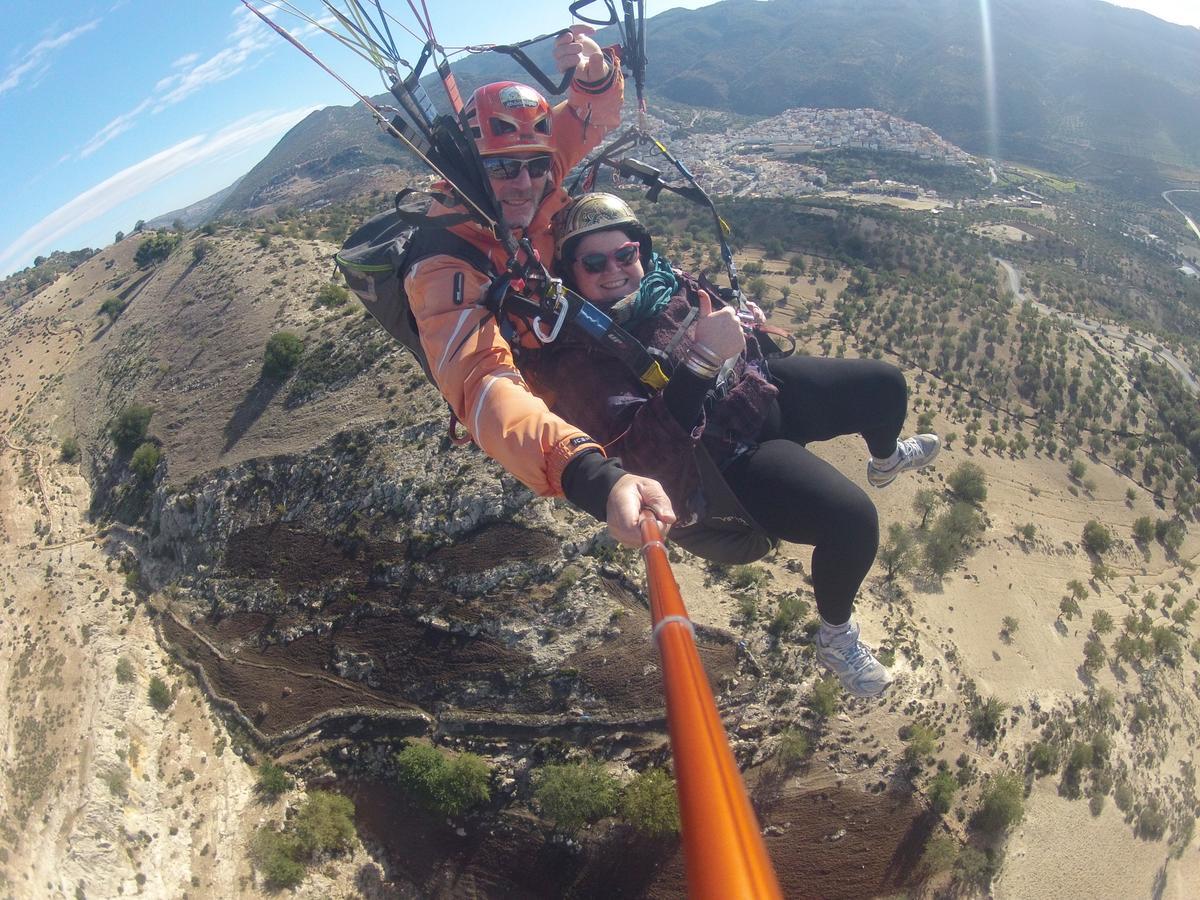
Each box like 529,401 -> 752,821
405,58 -> 624,497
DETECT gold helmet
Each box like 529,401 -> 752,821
556,193 -> 652,265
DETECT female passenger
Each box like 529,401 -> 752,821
518,193 -> 939,697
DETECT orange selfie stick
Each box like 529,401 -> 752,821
639,512 -> 783,899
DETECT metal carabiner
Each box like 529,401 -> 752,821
532,298 -> 569,343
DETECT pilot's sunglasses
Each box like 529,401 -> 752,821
481,155 -> 553,180
578,241 -> 641,274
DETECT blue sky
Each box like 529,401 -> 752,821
0,0 -> 1196,278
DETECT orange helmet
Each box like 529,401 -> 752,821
465,82 -> 554,157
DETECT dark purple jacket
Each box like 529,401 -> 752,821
517,283 -> 778,523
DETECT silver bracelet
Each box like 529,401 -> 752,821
689,342 -> 725,365
684,353 -> 721,379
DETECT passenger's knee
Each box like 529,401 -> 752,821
832,489 -> 879,555
874,362 -> 908,412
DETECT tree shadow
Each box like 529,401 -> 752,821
224,375 -> 284,452
883,809 -> 940,889
1151,861 -> 1169,900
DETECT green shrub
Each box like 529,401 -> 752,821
947,461 -> 987,505
955,846 -> 1000,889
534,761 -> 618,833
878,522 -> 917,581
249,791 -> 356,888
1113,781 -> 1134,812
1001,615 -> 1019,639
923,501 -> 984,577
109,403 -> 153,452
810,676 -> 841,718
1081,520 -> 1114,555
316,283 -> 351,307
729,564 -> 769,591
134,232 -> 181,268
777,728 -> 810,767
1029,742 -> 1057,775
1131,516 -> 1155,544
147,676 -> 172,712
292,790 -> 356,856
768,593 -> 807,636
129,442 -> 160,480
60,436 -> 80,462
394,742 -> 492,817
256,760 -> 293,799
1137,804 -> 1167,840
620,768 -> 680,836
973,772 -> 1024,834
1067,742 -> 1094,772
104,767 -> 129,798
919,835 -> 959,878
1060,596 -> 1082,620
1082,636 -> 1106,672
968,696 -> 1007,742
251,828 -> 305,889
928,770 -> 958,814
98,296 -> 125,321
262,331 -> 304,379
903,723 -> 938,764
1151,625 -> 1182,665
115,657 -> 135,684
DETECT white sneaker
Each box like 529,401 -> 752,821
816,620 -> 894,698
867,434 -> 941,488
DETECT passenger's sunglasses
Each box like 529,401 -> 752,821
577,241 -> 641,275
481,155 -> 553,180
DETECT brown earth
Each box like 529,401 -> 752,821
345,777 -> 927,899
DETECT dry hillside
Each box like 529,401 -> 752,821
1,197 -> 1198,898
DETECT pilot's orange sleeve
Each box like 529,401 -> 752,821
406,256 -> 602,496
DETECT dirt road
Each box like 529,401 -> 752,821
995,256 -> 1199,395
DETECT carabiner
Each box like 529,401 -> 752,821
532,299 -> 569,343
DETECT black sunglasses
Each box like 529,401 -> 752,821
577,241 -> 641,275
481,155 -> 553,180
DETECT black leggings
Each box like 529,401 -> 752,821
720,356 -> 908,624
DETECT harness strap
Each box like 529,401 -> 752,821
497,289 -> 669,391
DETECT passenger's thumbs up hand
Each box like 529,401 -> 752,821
692,289 -> 745,362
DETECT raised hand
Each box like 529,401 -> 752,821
692,289 -> 745,363
553,24 -> 608,81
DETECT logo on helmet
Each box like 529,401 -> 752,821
498,85 -> 543,110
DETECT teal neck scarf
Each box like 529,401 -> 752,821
620,253 -> 677,327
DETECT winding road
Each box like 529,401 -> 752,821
1163,189 -> 1200,245
995,257 -> 1199,396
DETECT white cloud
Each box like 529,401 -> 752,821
1,107 -> 317,275
0,20 -> 100,96
81,98 -> 153,159
77,3 -> 278,158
